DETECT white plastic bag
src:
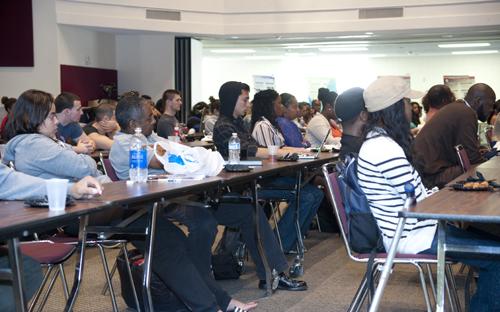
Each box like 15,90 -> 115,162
153,141 -> 224,177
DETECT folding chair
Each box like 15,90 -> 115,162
455,144 -> 471,172
100,153 -> 119,182
321,162 -> 461,311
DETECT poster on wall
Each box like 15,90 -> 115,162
307,77 -> 337,102
443,75 -> 475,99
253,75 -> 275,93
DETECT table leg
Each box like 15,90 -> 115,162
436,220 -> 446,312
252,181 -> 274,296
64,215 -> 89,311
142,201 -> 159,311
369,216 -> 407,312
8,237 -> 27,312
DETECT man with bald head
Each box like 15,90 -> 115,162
413,83 -> 496,188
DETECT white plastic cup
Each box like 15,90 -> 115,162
268,145 -> 280,162
45,179 -> 69,211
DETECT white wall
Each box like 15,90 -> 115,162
0,0 -> 60,98
58,25 -> 116,69
116,34 -> 175,101
201,54 -> 500,102
191,39 -> 204,104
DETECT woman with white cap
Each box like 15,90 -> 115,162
357,76 -> 500,311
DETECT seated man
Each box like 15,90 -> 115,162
55,92 -> 95,154
0,164 -> 102,312
156,89 -> 182,138
83,103 -> 119,150
421,84 -> 455,123
334,87 -> 367,159
413,83 -> 496,188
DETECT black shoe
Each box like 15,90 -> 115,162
258,274 -> 307,291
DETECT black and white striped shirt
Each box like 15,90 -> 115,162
251,117 -> 285,147
357,130 -> 437,254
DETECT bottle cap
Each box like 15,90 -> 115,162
232,132 -> 237,136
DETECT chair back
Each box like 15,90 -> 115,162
100,153 -> 119,182
455,144 -> 471,172
322,162 -> 355,259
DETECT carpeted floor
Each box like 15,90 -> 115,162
40,231 -> 466,311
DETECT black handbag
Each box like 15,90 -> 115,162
211,227 -> 246,280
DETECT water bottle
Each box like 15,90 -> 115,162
129,127 -> 148,183
173,126 -> 180,143
403,183 -> 416,211
228,132 -> 240,164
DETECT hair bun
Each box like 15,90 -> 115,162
1,96 -> 7,104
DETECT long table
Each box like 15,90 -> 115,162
370,156 -> 500,312
1,152 -> 338,311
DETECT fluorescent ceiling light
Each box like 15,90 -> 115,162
451,50 -> 498,55
244,55 -> 284,60
282,41 -> 369,47
285,52 -> 317,57
319,47 -> 369,52
285,43 -> 369,50
337,34 -> 373,39
210,49 -> 256,54
438,43 -> 490,48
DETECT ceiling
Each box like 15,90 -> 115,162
200,26 -> 500,58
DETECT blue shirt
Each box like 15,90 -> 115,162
276,117 -> 307,148
57,122 -> 83,145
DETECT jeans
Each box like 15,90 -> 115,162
130,209 -> 231,312
259,176 -> 323,251
420,225 -> 500,312
213,201 -> 289,280
0,254 -> 43,312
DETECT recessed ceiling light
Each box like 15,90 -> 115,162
210,49 -> 256,54
319,47 -> 369,52
451,50 -> 498,55
438,43 -> 490,48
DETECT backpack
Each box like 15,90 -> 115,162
336,155 -> 385,254
211,227 -> 246,280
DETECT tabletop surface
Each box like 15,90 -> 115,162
401,156 -> 500,222
0,152 -> 339,239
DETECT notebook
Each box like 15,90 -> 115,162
298,129 -> 331,160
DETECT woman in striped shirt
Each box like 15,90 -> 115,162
358,76 -> 500,311
250,89 -> 285,147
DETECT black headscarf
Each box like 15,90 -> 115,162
218,81 -> 249,118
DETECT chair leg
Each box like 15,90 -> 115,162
425,264 -> 436,306
35,266 -> 61,312
28,265 -> 54,312
413,263 -> 432,312
348,274 -> 369,312
446,264 -> 462,312
97,244 -> 120,312
315,214 -> 322,233
101,256 -> 118,295
270,202 -> 284,252
58,264 -> 69,300
120,243 -> 141,312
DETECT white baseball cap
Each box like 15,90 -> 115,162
363,76 -> 424,112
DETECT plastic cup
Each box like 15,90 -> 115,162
268,145 -> 280,162
45,179 -> 69,211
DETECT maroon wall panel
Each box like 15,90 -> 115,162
60,65 -> 117,106
0,0 -> 34,67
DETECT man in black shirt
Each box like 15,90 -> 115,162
334,87 -> 367,159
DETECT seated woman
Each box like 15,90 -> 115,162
203,96 -> 220,135
250,89 -> 323,252
2,89 -> 108,182
83,103 -> 119,150
276,93 -> 310,148
358,76 -> 500,311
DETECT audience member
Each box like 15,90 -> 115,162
251,90 -> 285,147
411,101 -> 422,128
1,96 -> 15,139
141,94 -> 162,121
421,84 -> 455,122
334,87 -> 367,159
358,76 -> 500,312
298,102 -> 312,126
2,90 -> 106,182
82,103 -> 119,150
156,89 -> 182,138
311,99 -> 321,115
55,92 -> 95,154
305,88 -> 341,147
203,96 -> 220,135
276,93 -> 310,148
187,101 -> 208,132
413,83 -> 496,188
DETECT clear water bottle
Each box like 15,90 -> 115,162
129,127 -> 148,183
228,132 -> 240,164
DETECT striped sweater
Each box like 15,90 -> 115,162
252,117 -> 285,147
357,131 -> 437,254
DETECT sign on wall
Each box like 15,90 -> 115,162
253,75 -> 275,93
444,75 -> 475,99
